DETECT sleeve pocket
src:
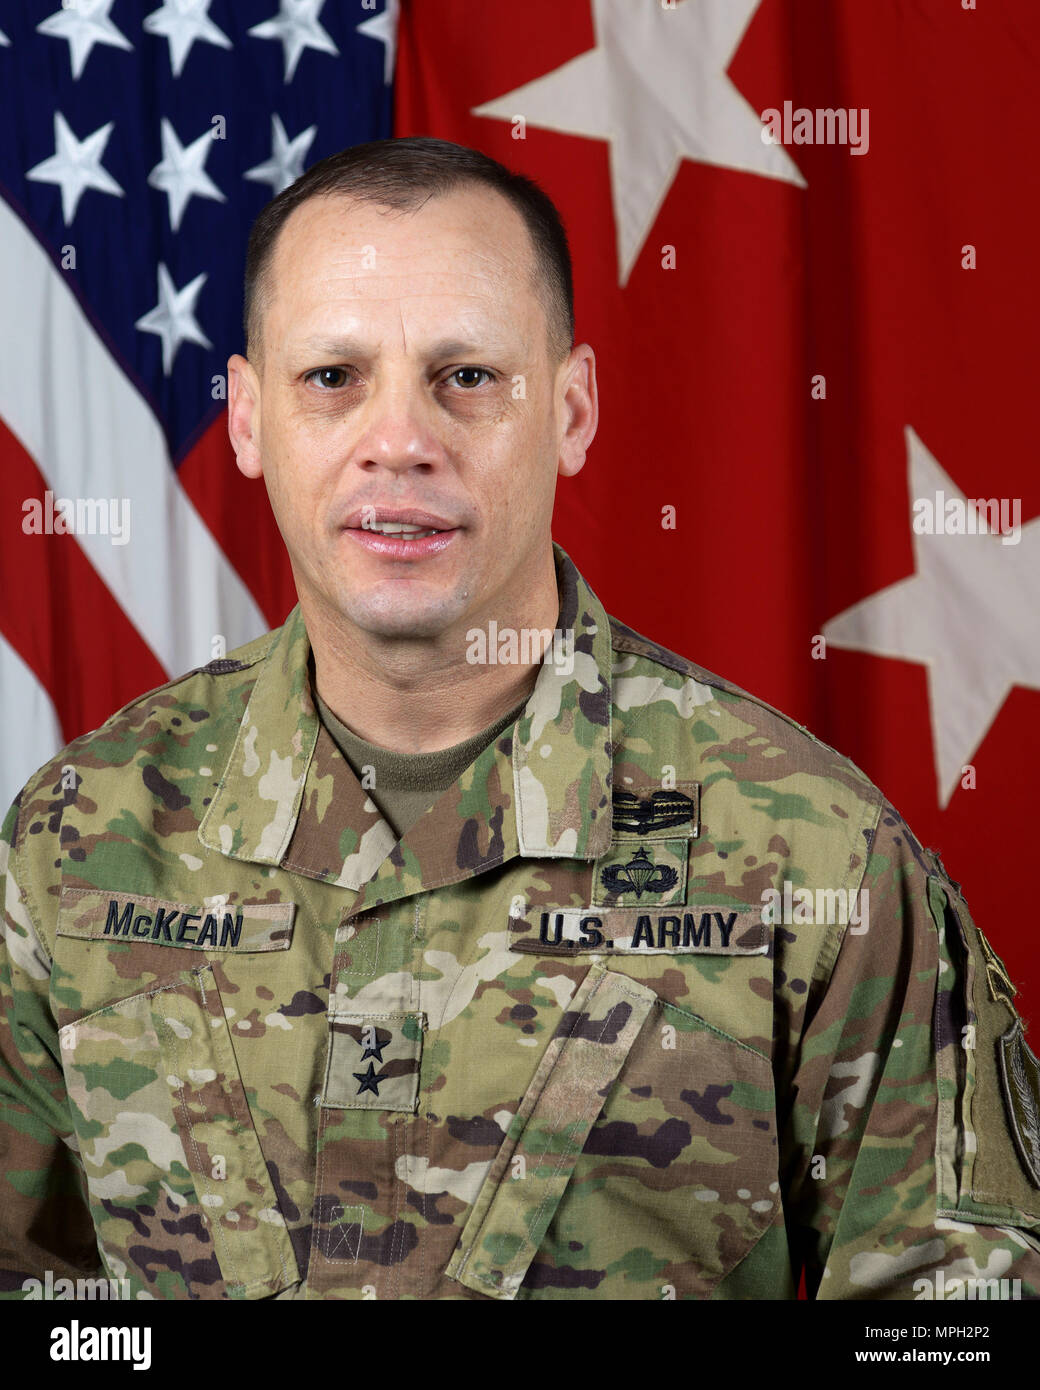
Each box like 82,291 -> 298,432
930,875 -> 1040,1229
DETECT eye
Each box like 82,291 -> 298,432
448,367 -> 493,389
305,367 -> 350,389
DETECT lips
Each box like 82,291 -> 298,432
342,507 -> 459,532
342,510 -> 461,560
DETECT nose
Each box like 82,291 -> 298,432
353,368 -> 444,475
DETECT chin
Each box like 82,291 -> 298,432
345,595 -> 464,641
364,616 -> 456,641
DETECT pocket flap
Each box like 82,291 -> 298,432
446,963 -> 656,1299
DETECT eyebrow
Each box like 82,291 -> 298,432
293,335 -> 512,361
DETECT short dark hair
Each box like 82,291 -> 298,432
242,136 -> 575,364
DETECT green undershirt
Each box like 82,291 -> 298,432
314,689 -> 529,838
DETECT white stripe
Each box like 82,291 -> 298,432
0,633 -> 64,815
0,196 -> 267,676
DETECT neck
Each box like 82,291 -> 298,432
304,551 -> 560,753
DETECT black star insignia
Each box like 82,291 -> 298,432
360,1035 -> 387,1063
353,1062 -> 383,1097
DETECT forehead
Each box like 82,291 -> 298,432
263,185 -> 542,343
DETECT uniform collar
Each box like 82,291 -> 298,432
198,542 -> 615,908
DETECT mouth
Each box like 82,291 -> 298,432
342,510 -> 461,559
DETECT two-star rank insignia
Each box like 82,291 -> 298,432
323,1010 -> 425,1112
355,1024 -> 390,1091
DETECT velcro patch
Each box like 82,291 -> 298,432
998,1020 -> 1040,1188
611,784 -> 700,839
594,839 -> 687,907
56,886 -> 295,952
929,875 -> 1040,1223
508,905 -> 769,955
322,1012 -> 424,1112
979,930 -> 1018,1008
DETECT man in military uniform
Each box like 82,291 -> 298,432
2,137 -> 1039,1301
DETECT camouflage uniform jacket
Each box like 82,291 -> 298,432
3,541 -> 1040,1301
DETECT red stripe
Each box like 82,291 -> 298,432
0,417 -> 167,743
177,417 -> 297,630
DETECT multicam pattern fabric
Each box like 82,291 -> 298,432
2,542 -> 1039,1299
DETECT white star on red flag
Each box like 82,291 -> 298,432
824,427 -> 1040,807
472,0 -> 803,285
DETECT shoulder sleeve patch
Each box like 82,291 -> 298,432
998,1021 -> 1040,1189
930,871 -> 1040,1228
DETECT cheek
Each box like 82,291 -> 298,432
265,404 -> 321,459
467,392 -> 549,456
262,410 -> 341,495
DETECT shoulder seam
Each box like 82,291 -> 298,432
815,794 -> 888,994
609,616 -> 882,800
62,634 -> 276,752
7,812 -> 56,967
6,631 -> 277,827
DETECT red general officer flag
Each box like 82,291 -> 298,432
395,0 -> 1040,1019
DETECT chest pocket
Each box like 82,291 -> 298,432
446,961 -> 779,1300
55,888 -> 298,1300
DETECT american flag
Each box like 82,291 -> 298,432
0,0 -> 393,797
3,0 -> 1038,1017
